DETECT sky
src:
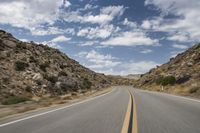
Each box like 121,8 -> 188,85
0,0 -> 199,75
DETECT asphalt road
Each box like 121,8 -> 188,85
130,88 -> 200,133
0,87 -> 129,133
0,86 -> 200,133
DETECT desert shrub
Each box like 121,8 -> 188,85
29,56 -> 38,63
155,76 -> 164,85
39,62 -> 49,72
58,71 -> 68,76
25,85 -> 32,92
14,61 -> 29,71
82,78 -> 92,89
155,76 -> 176,86
195,43 -> 200,49
35,80 -> 42,85
45,75 -> 58,84
16,43 -> 26,49
100,79 -> 107,84
2,96 -> 30,105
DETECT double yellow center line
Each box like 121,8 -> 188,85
121,90 -> 138,133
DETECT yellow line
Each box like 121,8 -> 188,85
121,90 -> 132,133
132,91 -> 138,133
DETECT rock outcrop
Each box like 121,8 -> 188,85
0,30 -> 113,101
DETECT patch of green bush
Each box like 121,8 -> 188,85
155,76 -> 176,86
82,78 -> 92,89
14,61 -> 29,71
195,43 -> 200,49
2,96 -> 30,105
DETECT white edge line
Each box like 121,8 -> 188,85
0,89 -> 114,128
137,89 -> 200,103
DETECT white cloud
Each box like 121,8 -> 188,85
77,25 -> 116,39
167,32 -> 190,42
83,14 -> 113,25
0,0 -> 71,34
78,40 -> 99,46
101,31 -> 159,46
121,61 -> 159,75
89,60 -> 159,75
140,49 -> 153,54
141,20 -> 151,29
19,38 -> 29,42
172,44 -> 188,49
101,5 -> 126,18
123,18 -> 137,28
41,41 -> 62,49
30,27 -> 75,36
77,50 -> 120,69
77,50 -> 159,75
63,5 -> 126,25
145,0 -> 200,41
51,35 -> 71,43
40,35 -> 70,49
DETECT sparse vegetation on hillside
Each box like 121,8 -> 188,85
14,61 -> 29,71
135,43 -> 200,98
155,76 -> 176,86
2,96 -> 30,105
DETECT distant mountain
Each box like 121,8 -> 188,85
0,30 -> 114,101
123,74 -> 141,80
135,43 -> 200,98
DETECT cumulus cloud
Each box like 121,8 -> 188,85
123,18 -> 137,28
40,35 -> 71,49
140,49 -> 153,54
51,35 -> 71,43
167,32 -> 190,42
172,44 -> 188,49
101,31 -> 159,46
63,5 -> 126,25
77,50 -> 120,69
141,20 -> 151,29
77,50 -> 159,75
121,61 -> 159,75
31,27 -> 75,36
144,0 -> 200,41
0,0 -> 71,34
77,25 -> 117,39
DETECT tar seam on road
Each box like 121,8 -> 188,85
121,89 -> 138,133
121,90 -> 132,133
128,91 -> 133,133
0,89 -> 114,128
131,91 -> 138,133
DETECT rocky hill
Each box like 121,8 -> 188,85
135,43 -> 200,98
0,30 -> 114,102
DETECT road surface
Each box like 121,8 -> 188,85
0,86 -> 200,133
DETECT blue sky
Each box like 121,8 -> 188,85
0,0 -> 199,75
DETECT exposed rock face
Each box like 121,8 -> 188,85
0,30 -> 113,101
135,43 -> 200,97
